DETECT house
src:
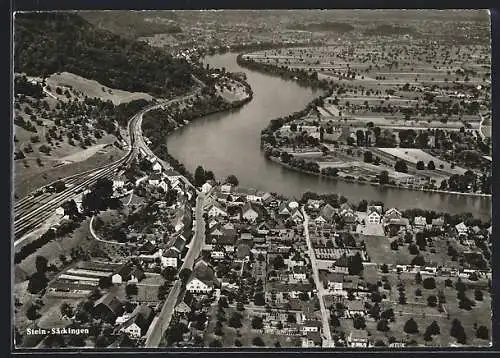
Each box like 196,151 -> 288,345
301,331 -> 322,348
186,260 -> 220,294
161,248 -> 179,268
148,173 -> 162,186
128,268 -> 145,283
201,182 -> 213,194
366,206 -> 382,224
346,300 -> 366,317
119,304 -> 154,338
207,203 -> 228,218
220,184 -> 233,193
383,208 -> 402,222
290,208 -> 304,224
321,272 -> 345,295
174,301 -> 192,315
431,217 -> 445,231
292,265 -> 307,281
112,265 -> 133,284
319,203 -> 336,222
306,199 -> 324,212
211,249 -> 225,260
241,202 -> 260,222
414,216 -> 427,229
171,235 -> 187,255
152,162 -> 163,173
347,330 -> 368,348
113,178 -> 125,191
455,222 -> 468,238
302,320 -> 322,333
93,293 -> 124,323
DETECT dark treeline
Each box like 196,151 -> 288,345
15,13 -> 196,97
237,53 -> 330,90
14,75 -> 44,98
287,22 -> 355,33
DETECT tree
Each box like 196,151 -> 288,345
426,321 -> 440,336
395,159 -> 408,173
415,272 -> 422,284
236,302 -> 245,311
254,292 -> 265,306
476,325 -> 489,340
179,268 -> 192,285
234,339 -> 243,347
379,170 -> 389,185
451,319 -> 467,344
125,283 -> 138,297
474,289 -> 484,301
363,151 -> 373,163
35,255 -> 48,273
353,314 -> 366,329
287,313 -> 296,323
194,165 -> 206,187
377,319 -> 390,332
390,240 -> 399,250
348,252 -> 364,276
427,161 -> 435,170
161,266 -> 177,281
380,264 -> 389,274
228,312 -> 243,328
272,255 -> 285,270
26,305 -> 40,321
404,318 -> 419,334
408,244 -> 419,255
98,276 -> 112,289
411,255 -> 425,266
60,302 -> 73,318
415,288 -> 422,297
226,175 -> 239,186
251,316 -> 264,329
416,161 -> 425,170
252,336 -> 265,346
423,277 -> 436,290
427,295 -> 438,307
28,272 -> 48,294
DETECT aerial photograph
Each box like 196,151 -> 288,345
12,9 -> 492,349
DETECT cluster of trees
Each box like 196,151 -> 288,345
82,178 -> 121,214
237,53 -> 330,90
194,165 -> 215,187
15,13 -> 195,97
14,75 -> 44,98
15,219 -> 79,263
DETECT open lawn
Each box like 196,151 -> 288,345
14,144 -> 125,199
46,72 -> 153,105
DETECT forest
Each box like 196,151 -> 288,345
15,13 -> 195,97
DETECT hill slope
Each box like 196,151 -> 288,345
14,12 -> 194,97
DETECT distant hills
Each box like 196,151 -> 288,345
363,24 -> 415,36
287,21 -> 354,33
14,12 -> 194,97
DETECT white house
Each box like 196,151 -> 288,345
347,330 -> 368,348
152,162 -> 163,173
242,202 -> 260,222
186,277 -> 213,294
366,206 -> 382,224
207,203 -> 228,218
201,182 -> 213,193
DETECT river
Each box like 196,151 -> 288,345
167,53 -> 491,220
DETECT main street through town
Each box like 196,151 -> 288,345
302,208 -> 334,347
145,191 -> 208,347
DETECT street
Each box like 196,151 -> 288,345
145,191 -> 207,347
302,208 -> 334,347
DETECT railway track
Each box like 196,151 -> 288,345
14,90 -> 202,242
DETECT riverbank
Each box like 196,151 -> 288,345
239,46 -> 491,199
267,156 -> 492,198
142,79 -> 253,181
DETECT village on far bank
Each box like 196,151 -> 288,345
14,149 -> 492,349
